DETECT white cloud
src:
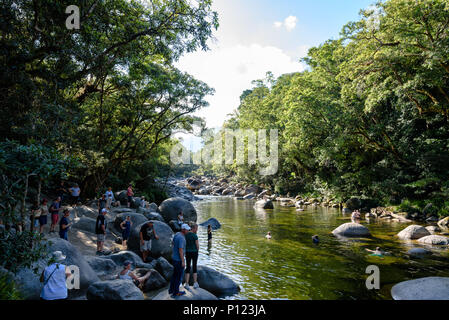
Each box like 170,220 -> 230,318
273,15 -> 298,32
284,16 -> 298,31
176,43 -> 306,129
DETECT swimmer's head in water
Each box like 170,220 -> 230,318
376,247 -> 381,251
312,235 -> 319,243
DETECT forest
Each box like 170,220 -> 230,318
199,0 -> 449,217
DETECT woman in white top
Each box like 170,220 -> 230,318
117,261 -> 151,289
40,251 -> 72,300
105,187 -> 115,209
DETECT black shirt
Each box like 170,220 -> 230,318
140,223 -> 155,241
98,198 -> 107,210
96,215 -> 106,234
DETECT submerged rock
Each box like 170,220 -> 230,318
391,277 -> 449,300
406,247 -> 432,258
332,223 -> 371,237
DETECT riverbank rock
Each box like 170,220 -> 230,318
153,287 -> 218,300
391,277 -> 449,300
113,212 -> 148,232
141,210 -> 164,222
13,259 -> 48,299
332,223 -> 371,237
168,220 -> 182,232
345,198 -> 361,210
438,217 -> 449,229
397,225 -> 431,240
72,216 -> 97,233
134,268 -> 167,292
85,256 -> 119,277
159,197 -> 197,223
154,256 -> 174,281
254,199 -> 274,209
406,247 -> 432,258
128,221 -> 174,260
417,235 -> 449,245
187,265 -> 240,297
87,279 -> 144,300
199,217 -> 221,230
72,205 -> 98,219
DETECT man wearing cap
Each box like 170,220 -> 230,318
168,223 -> 190,297
40,251 -> 72,300
95,208 -> 108,255
139,221 -> 159,262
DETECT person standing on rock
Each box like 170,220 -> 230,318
127,184 -> 134,208
184,223 -> 200,290
40,251 -> 72,300
38,198 -> 49,234
140,221 -> 159,262
105,187 -> 115,209
98,194 -> 107,214
169,223 -> 190,297
30,200 -> 40,233
59,209 -> 72,241
95,208 -> 108,255
49,197 -> 63,233
120,215 -> 132,249
69,183 -> 81,207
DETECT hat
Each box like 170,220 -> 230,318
52,251 -> 66,262
181,223 -> 191,231
101,208 -> 107,213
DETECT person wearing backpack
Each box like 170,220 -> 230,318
40,251 -> 72,300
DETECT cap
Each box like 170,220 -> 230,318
181,223 -> 191,231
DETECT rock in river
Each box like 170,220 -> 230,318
159,197 -> 197,223
332,223 -> 371,237
199,217 -> 221,230
391,277 -> 449,300
189,265 -> 240,297
153,287 -> 217,300
254,199 -> 274,209
406,247 -> 432,258
397,225 -> 430,240
417,235 -> 449,245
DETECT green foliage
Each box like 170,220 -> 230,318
0,273 -> 22,300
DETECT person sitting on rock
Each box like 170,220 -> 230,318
140,196 -> 148,209
177,211 -> 184,227
139,221 -> 159,262
351,210 -> 361,222
118,260 -> 151,289
265,231 -> 272,239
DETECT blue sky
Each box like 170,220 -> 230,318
175,0 -> 376,150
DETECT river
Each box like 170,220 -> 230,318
192,196 -> 449,300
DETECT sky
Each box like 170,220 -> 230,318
175,0 -> 375,150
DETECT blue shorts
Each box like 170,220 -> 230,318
39,215 -> 47,226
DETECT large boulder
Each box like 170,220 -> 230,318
345,198 -> 361,210
417,235 -> 449,245
134,268 -> 167,292
113,212 -> 148,232
72,216 -> 97,233
168,220 -> 182,232
189,265 -> 240,297
72,205 -> 98,219
254,199 -> 274,209
391,277 -> 449,300
128,221 -> 174,260
115,190 -> 128,205
397,225 -> 431,240
86,279 -> 144,300
199,218 -> 221,230
48,238 -> 100,290
100,251 -> 152,269
154,256 -> 174,281
159,197 -> 197,223
153,287 -> 217,300
426,226 -> 441,234
438,217 -> 449,229
85,256 -> 118,277
332,223 -> 371,237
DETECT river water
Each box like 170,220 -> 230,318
192,196 -> 449,300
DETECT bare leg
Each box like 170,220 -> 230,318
193,273 -> 198,284
185,272 -> 190,286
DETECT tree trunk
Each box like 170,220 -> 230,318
20,174 -> 29,232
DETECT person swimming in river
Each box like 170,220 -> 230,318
366,247 -> 387,258
265,231 -> 272,239
312,235 -> 319,244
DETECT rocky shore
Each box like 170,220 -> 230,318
2,181 -> 239,300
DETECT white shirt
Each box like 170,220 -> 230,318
40,263 -> 68,300
105,190 -> 114,200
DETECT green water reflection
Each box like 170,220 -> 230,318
193,196 -> 449,300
